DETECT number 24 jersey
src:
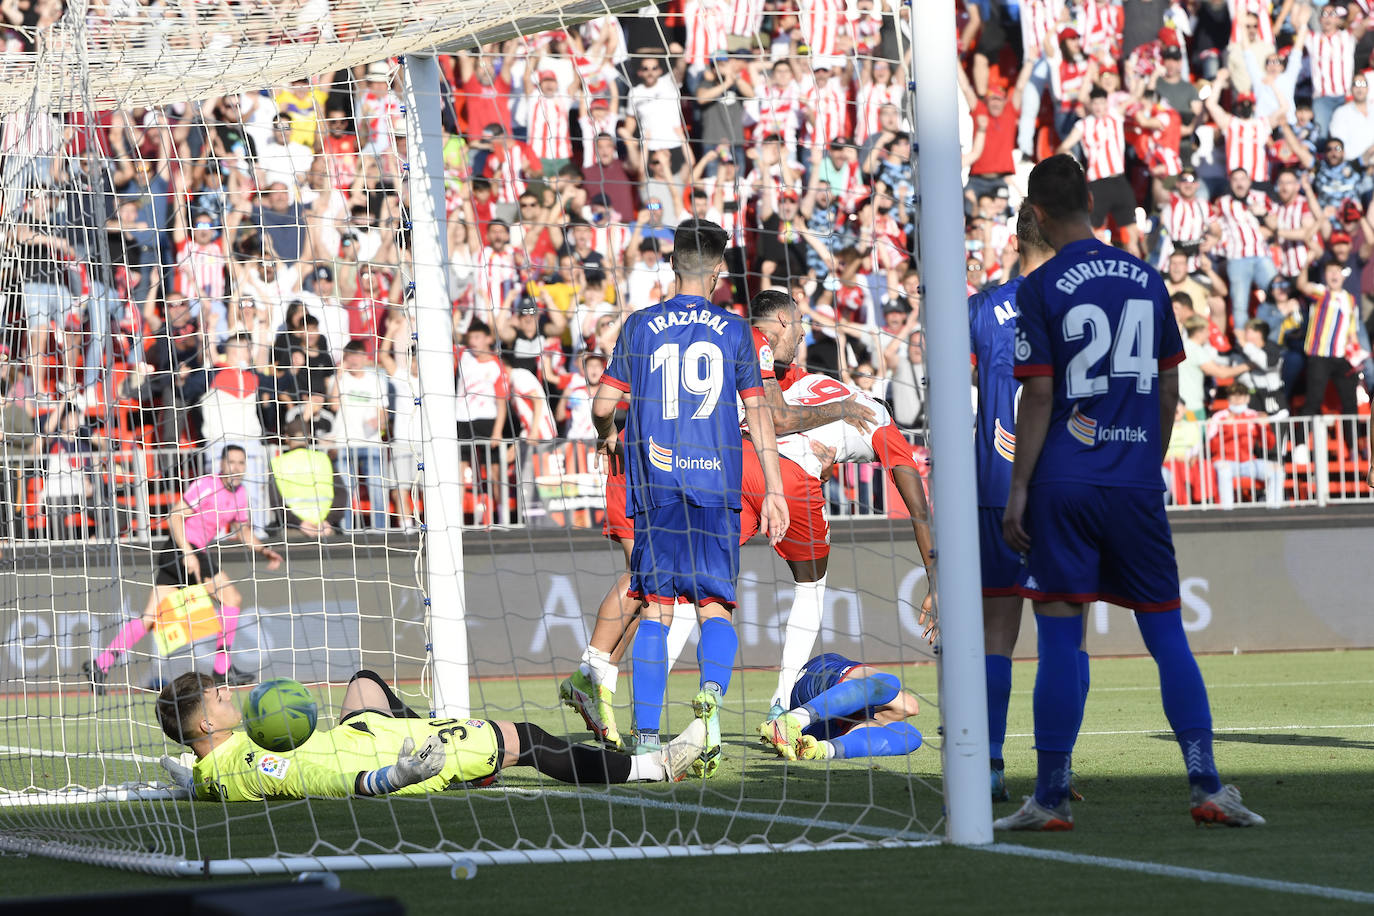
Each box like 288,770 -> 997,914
1013,239 -> 1185,490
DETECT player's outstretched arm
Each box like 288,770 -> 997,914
763,376 -> 876,435
1003,376 -> 1054,554
742,395 -> 790,546
356,735 -> 446,796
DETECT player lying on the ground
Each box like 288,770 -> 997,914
157,669 -> 707,801
758,653 -> 922,761
749,289 -> 938,714
560,286 -> 879,752
84,445 -> 282,692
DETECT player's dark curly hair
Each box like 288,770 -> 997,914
1026,154 -> 1089,223
1016,206 -> 1053,258
671,219 -> 729,278
157,671 -> 218,745
750,288 -> 795,321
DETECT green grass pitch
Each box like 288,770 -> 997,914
2,648 -> 1372,914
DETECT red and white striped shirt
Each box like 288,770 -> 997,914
846,6 -> 883,55
527,92 -> 572,161
175,237 -> 228,302
357,90 -> 402,150
728,0 -> 764,36
856,82 -> 902,143
798,0 -> 843,57
1215,191 -> 1273,260
1307,29 -> 1357,98
509,367 -> 556,439
478,244 -> 520,311
1165,193 -> 1209,247
1224,116 -> 1272,183
1051,57 -> 1091,111
756,83 -> 803,144
1228,0 -> 1274,46
1020,0 -> 1066,59
683,0 -> 729,67
483,141 -> 542,203
1080,112 -> 1126,180
1273,196 -> 1313,277
1080,0 -> 1123,61
804,76 -> 847,146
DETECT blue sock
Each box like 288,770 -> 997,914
631,619 -> 669,734
831,721 -> 923,759
985,655 -> 1013,763
1135,610 -> 1221,793
1078,649 -> 1091,705
697,617 -> 738,696
802,672 -> 901,722
1032,615 -> 1085,808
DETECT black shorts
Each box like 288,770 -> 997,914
1089,175 -> 1138,230
154,538 -> 220,587
457,417 -> 497,441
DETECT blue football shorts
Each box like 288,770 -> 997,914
979,506 -> 1023,597
628,500 -> 742,608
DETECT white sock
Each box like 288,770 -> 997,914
665,610 -> 696,674
626,753 -> 665,782
772,576 -> 827,708
579,646 -> 618,693
791,707 -> 814,729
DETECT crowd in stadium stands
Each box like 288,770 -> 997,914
1,0 -> 1372,537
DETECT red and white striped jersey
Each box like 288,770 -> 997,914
1306,29 -> 1357,97
803,76 -> 847,146
1079,0 -> 1123,61
798,0 -> 843,57
755,83 -> 803,144
592,223 -> 632,264
1051,57 -> 1091,111
478,245 -> 520,311
683,0 -> 729,67
1165,193 -> 1209,246
508,367 -> 556,440
1228,0 -> 1274,46
728,0 -> 764,36
701,174 -> 747,247
846,6 -> 883,55
1020,0 -> 1066,59
1080,112 -> 1126,180
1215,190 -> 1273,260
483,141 -> 541,203
1224,116 -> 1272,183
1273,195 -> 1314,277
856,82 -> 902,144
526,92 -> 572,161
175,237 -> 228,302
357,90 -> 402,149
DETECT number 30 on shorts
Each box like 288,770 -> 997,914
1062,299 -> 1156,398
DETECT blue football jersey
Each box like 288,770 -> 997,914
970,276 -> 1022,508
1013,239 -> 1185,490
602,295 -> 764,514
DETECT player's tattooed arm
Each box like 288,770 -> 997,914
763,377 -> 876,435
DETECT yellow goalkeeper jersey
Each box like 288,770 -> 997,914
191,713 -> 502,802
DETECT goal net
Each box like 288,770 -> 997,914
0,0 -> 977,874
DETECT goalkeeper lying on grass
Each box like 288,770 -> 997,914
757,654 -> 923,761
158,669 -> 707,801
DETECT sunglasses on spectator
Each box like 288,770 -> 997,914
648,202 -> 663,211
1266,56 -> 1282,66
1356,80 -> 1369,88
639,65 -> 660,73
1321,7 -> 1343,16
1179,174 -> 1197,183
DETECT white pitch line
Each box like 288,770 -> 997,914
529,788 -> 938,843
0,745 -> 162,764
1012,679 -> 1374,695
982,843 -> 1374,905
1007,723 -> 1374,739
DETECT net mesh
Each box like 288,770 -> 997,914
0,0 -> 946,872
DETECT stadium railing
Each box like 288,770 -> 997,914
1,414 -> 1368,543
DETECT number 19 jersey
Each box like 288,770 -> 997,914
1013,239 -> 1185,490
601,295 -> 764,515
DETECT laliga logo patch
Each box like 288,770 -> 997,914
1067,406 -> 1098,446
1014,327 -> 1032,362
758,342 -> 774,373
648,436 -> 673,472
257,754 -> 291,781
